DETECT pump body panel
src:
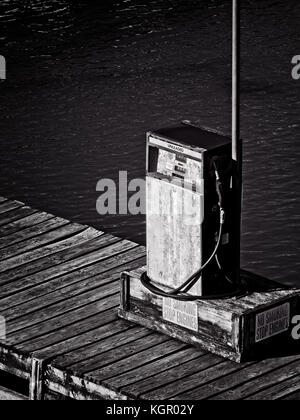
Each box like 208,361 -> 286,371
147,176 -> 203,296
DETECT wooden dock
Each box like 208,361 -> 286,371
0,196 -> 299,400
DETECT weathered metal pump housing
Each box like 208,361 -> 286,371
145,123 -> 240,298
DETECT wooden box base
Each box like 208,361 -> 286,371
118,267 -> 300,363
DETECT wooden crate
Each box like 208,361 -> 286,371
119,267 -> 300,363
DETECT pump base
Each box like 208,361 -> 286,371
118,267 -> 300,363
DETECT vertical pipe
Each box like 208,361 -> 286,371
232,0 -> 240,162
232,0 -> 242,286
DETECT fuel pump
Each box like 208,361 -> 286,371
142,121 -> 244,301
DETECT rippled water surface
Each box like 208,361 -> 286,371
0,0 -> 299,286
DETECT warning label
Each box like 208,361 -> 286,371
255,303 -> 290,343
163,298 -> 198,332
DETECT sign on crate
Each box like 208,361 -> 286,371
163,299 -> 198,332
255,303 -> 290,343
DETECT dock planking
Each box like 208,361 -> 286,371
0,385 -> 27,400
0,197 -> 298,400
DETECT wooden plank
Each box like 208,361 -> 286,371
246,375 -> 300,400
0,217 -> 70,253
239,362 -> 300,400
0,240 -> 141,301
44,337 -> 178,400
123,353 -> 222,399
176,355 -> 300,400
0,201 -> 23,215
0,232 -> 118,288
0,212 -> 54,237
283,389 -> 300,400
75,336 -> 179,377
0,197 -> 8,204
0,250 -> 139,319
6,275 -> 128,342
21,311 -> 119,353
3,272 -> 117,322
43,335 -> 169,400
169,360 -> 250,400
92,344 -> 201,388
0,207 -> 38,227
0,198 -> 23,205
241,291 -> 298,308
44,390 -> 69,400
12,259 -> 145,352
0,385 -> 27,400
0,250 -> 144,313
30,358 -> 44,400
31,316 -> 126,359
0,224 -> 94,273
53,327 -> 154,370
7,293 -> 120,347
0,344 -> 31,380
169,361 -> 244,401
45,366 -> 127,400
6,281 -> 119,336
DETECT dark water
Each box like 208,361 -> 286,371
0,0 -> 299,286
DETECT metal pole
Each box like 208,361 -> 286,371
232,0 -> 242,286
232,0 -> 240,162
